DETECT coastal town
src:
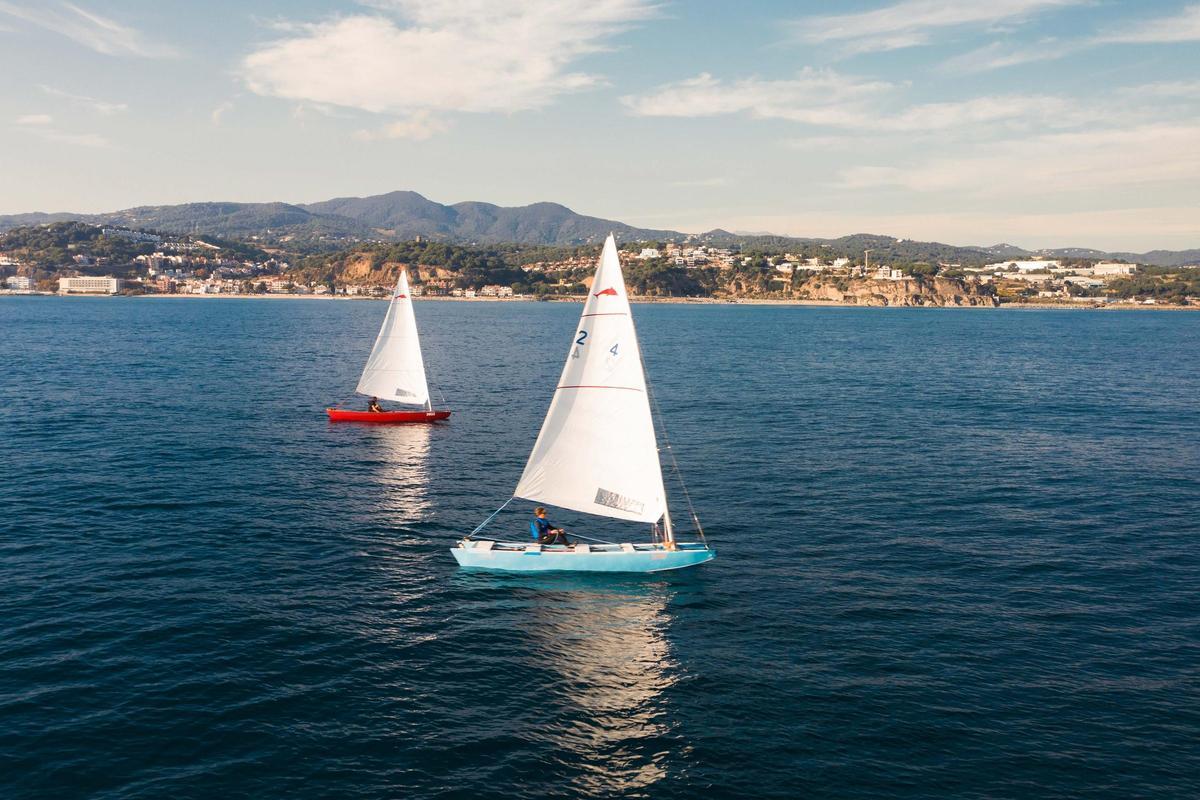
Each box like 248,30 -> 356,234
2,222 -> 1197,307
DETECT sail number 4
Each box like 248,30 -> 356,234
573,330 -> 618,358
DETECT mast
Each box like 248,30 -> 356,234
662,496 -> 676,547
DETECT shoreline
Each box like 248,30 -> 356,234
8,292 -> 1195,311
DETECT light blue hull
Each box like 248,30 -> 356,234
451,540 -> 714,573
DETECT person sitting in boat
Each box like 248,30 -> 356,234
531,507 -> 570,546
367,397 -> 383,413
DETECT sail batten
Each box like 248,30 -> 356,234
513,235 -> 667,524
355,270 -> 431,406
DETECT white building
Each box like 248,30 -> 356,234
637,248 -> 661,260
58,276 -> 121,295
986,260 -> 1062,272
5,275 -> 32,290
102,228 -> 161,243
999,272 -> 1055,284
1093,262 -> 1138,276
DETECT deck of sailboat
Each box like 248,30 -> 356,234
467,540 -> 710,553
452,539 -> 714,573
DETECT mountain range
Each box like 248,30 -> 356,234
1,190 -> 1196,267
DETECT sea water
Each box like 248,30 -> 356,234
2,297 -> 1198,799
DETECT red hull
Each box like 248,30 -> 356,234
326,408 -> 451,423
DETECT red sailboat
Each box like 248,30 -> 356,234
326,270 -> 450,423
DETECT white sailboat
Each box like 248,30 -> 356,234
326,270 -> 451,423
452,235 -> 714,572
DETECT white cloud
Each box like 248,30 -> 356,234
784,135 -> 859,151
837,124 -> 1200,194
211,102 -> 234,126
40,85 -> 128,115
622,69 -> 896,126
242,0 -> 655,130
624,71 -> 1069,133
1095,3 -> 1200,43
792,0 -> 1084,53
941,5 -> 1200,72
1116,80 -> 1200,98
16,114 -> 53,125
353,111 -> 449,141
873,94 -> 1072,132
0,1 -> 177,57
939,40 -> 1078,73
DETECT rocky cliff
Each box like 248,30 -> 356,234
325,255 -> 456,286
789,275 -> 999,307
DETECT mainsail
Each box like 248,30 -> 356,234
355,270 -> 431,407
514,235 -> 667,524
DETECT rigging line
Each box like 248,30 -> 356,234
563,531 -> 620,545
420,344 -> 449,406
468,497 -> 513,538
624,294 -> 706,546
645,377 -> 707,546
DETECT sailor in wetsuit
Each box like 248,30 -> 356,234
368,397 -> 383,413
531,507 -> 570,546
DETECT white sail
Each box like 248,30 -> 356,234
355,270 -> 431,406
514,235 -> 666,524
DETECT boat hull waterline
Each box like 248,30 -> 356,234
452,540 -> 714,573
326,408 -> 450,423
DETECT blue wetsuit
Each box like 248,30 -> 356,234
531,516 -> 569,545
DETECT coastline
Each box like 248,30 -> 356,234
9,293 -> 1195,311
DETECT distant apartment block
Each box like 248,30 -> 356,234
5,275 -> 33,290
58,276 -> 122,295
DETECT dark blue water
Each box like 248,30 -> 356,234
2,296 -> 1198,799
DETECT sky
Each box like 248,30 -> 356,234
1,0 -> 1198,251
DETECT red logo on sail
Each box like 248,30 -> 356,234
593,287 -> 618,297
394,293 -> 407,299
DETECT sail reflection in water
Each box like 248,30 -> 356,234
470,574 -> 686,795
365,424 -> 433,523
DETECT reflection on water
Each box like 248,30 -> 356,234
365,424 -> 433,522
462,573 -> 686,796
